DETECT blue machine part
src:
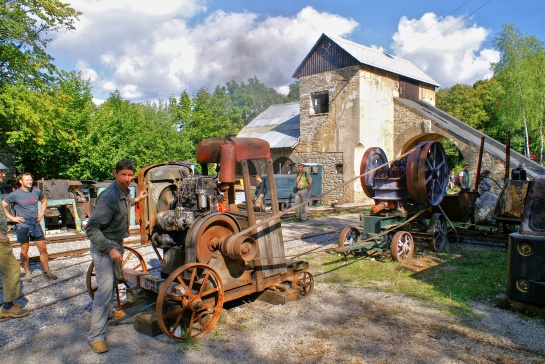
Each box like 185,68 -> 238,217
263,163 -> 322,209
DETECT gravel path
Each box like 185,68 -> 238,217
1,215 -> 545,363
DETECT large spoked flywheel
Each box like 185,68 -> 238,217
360,147 -> 389,198
406,141 -> 448,206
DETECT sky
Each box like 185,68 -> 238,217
47,0 -> 545,103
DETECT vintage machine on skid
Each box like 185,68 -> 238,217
37,179 -> 89,232
338,141 -> 449,261
86,135 -> 313,342
507,176 -> 545,305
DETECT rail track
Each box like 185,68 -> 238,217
1,210 -> 510,326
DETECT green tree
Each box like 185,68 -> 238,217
286,81 -> 300,102
79,91 -> 194,179
0,0 -> 80,87
226,76 -> 287,125
180,87 -> 242,149
0,71 -> 94,178
492,23 -> 545,158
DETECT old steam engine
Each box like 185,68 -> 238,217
131,136 -> 313,341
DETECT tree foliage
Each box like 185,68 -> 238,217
0,0 -> 80,88
227,76 -> 294,125
492,23 -> 545,159
0,71 -> 94,178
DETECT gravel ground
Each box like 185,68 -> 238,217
1,214 -> 545,363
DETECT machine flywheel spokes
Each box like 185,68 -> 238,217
86,246 -> 148,310
407,141 -> 448,206
156,263 -> 224,342
360,147 -> 389,198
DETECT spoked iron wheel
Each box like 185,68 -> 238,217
390,231 -> 414,262
427,213 -> 447,252
86,246 -> 148,310
406,141 -> 448,206
156,263 -> 224,342
291,271 -> 314,298
338,227 -> 361,255
360,147 -> 389,198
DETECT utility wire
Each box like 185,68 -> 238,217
397,0 -> 494,60
389,0 -> 474,54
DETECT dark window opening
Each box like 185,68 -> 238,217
312,92 -> 329,114
336,164 -> 343,174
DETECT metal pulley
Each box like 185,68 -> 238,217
360,141 -> 448,207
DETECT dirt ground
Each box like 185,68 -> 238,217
1,213 -> 545,363
1,282 -> 545,364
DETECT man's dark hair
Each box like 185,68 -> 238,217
18,172 -> 33,180
115,159 -> 136,172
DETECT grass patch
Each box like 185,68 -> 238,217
312,243 -> 508,317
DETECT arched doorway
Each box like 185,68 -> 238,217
273,157 -> 294,174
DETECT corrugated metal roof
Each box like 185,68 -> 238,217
238,102 -> 300,148
293,34 -> 439,87
327,35 -> 440,87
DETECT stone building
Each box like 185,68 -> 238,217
239,33 -> 543,205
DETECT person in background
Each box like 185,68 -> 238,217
0,164 -> 30,319
253,174 -> 267,212
458,164 -> 471,192
511,163 -> 527,181
447,171 -> 455,190
2,172 -> 57,282
479,170 -> 492,194
86,159 -> 147,354
294,163 -> 313,221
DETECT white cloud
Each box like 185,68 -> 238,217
49,2 -> 357,101
390,12 -> 500,87
50,4 -> 496,101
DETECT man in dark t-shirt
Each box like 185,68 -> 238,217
2,172 -> 57,282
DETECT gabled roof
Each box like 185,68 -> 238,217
293,33 -> 440,87
237,102 -> 300,149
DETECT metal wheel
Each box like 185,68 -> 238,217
417,142 -> 448,206
427,213 -> 447,252
360,147 -> 389,198
86,246 -> 148,310
406,142 -> 427,204
390,231 -> 414,262
291,271 -> 314,298
190,214 -> 240,264
406,141 -> 448,206
156,263 -> 224,342
338,227 -> 361,255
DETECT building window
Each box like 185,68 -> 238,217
311,92 -> 329,114
336,164 -> 343,174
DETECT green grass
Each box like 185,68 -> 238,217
311,243 -> 508,317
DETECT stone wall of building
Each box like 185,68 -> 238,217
297,65 -> 402,205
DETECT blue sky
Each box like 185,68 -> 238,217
49,0 -> 545,103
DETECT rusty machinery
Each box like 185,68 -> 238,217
37,179 -> 90,232
86,136 -> 313,341
338,141 -> 449,261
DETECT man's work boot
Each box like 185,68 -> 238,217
44,270 -> 57,280
0,304 -> 30,318
90,341 -> 108,354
